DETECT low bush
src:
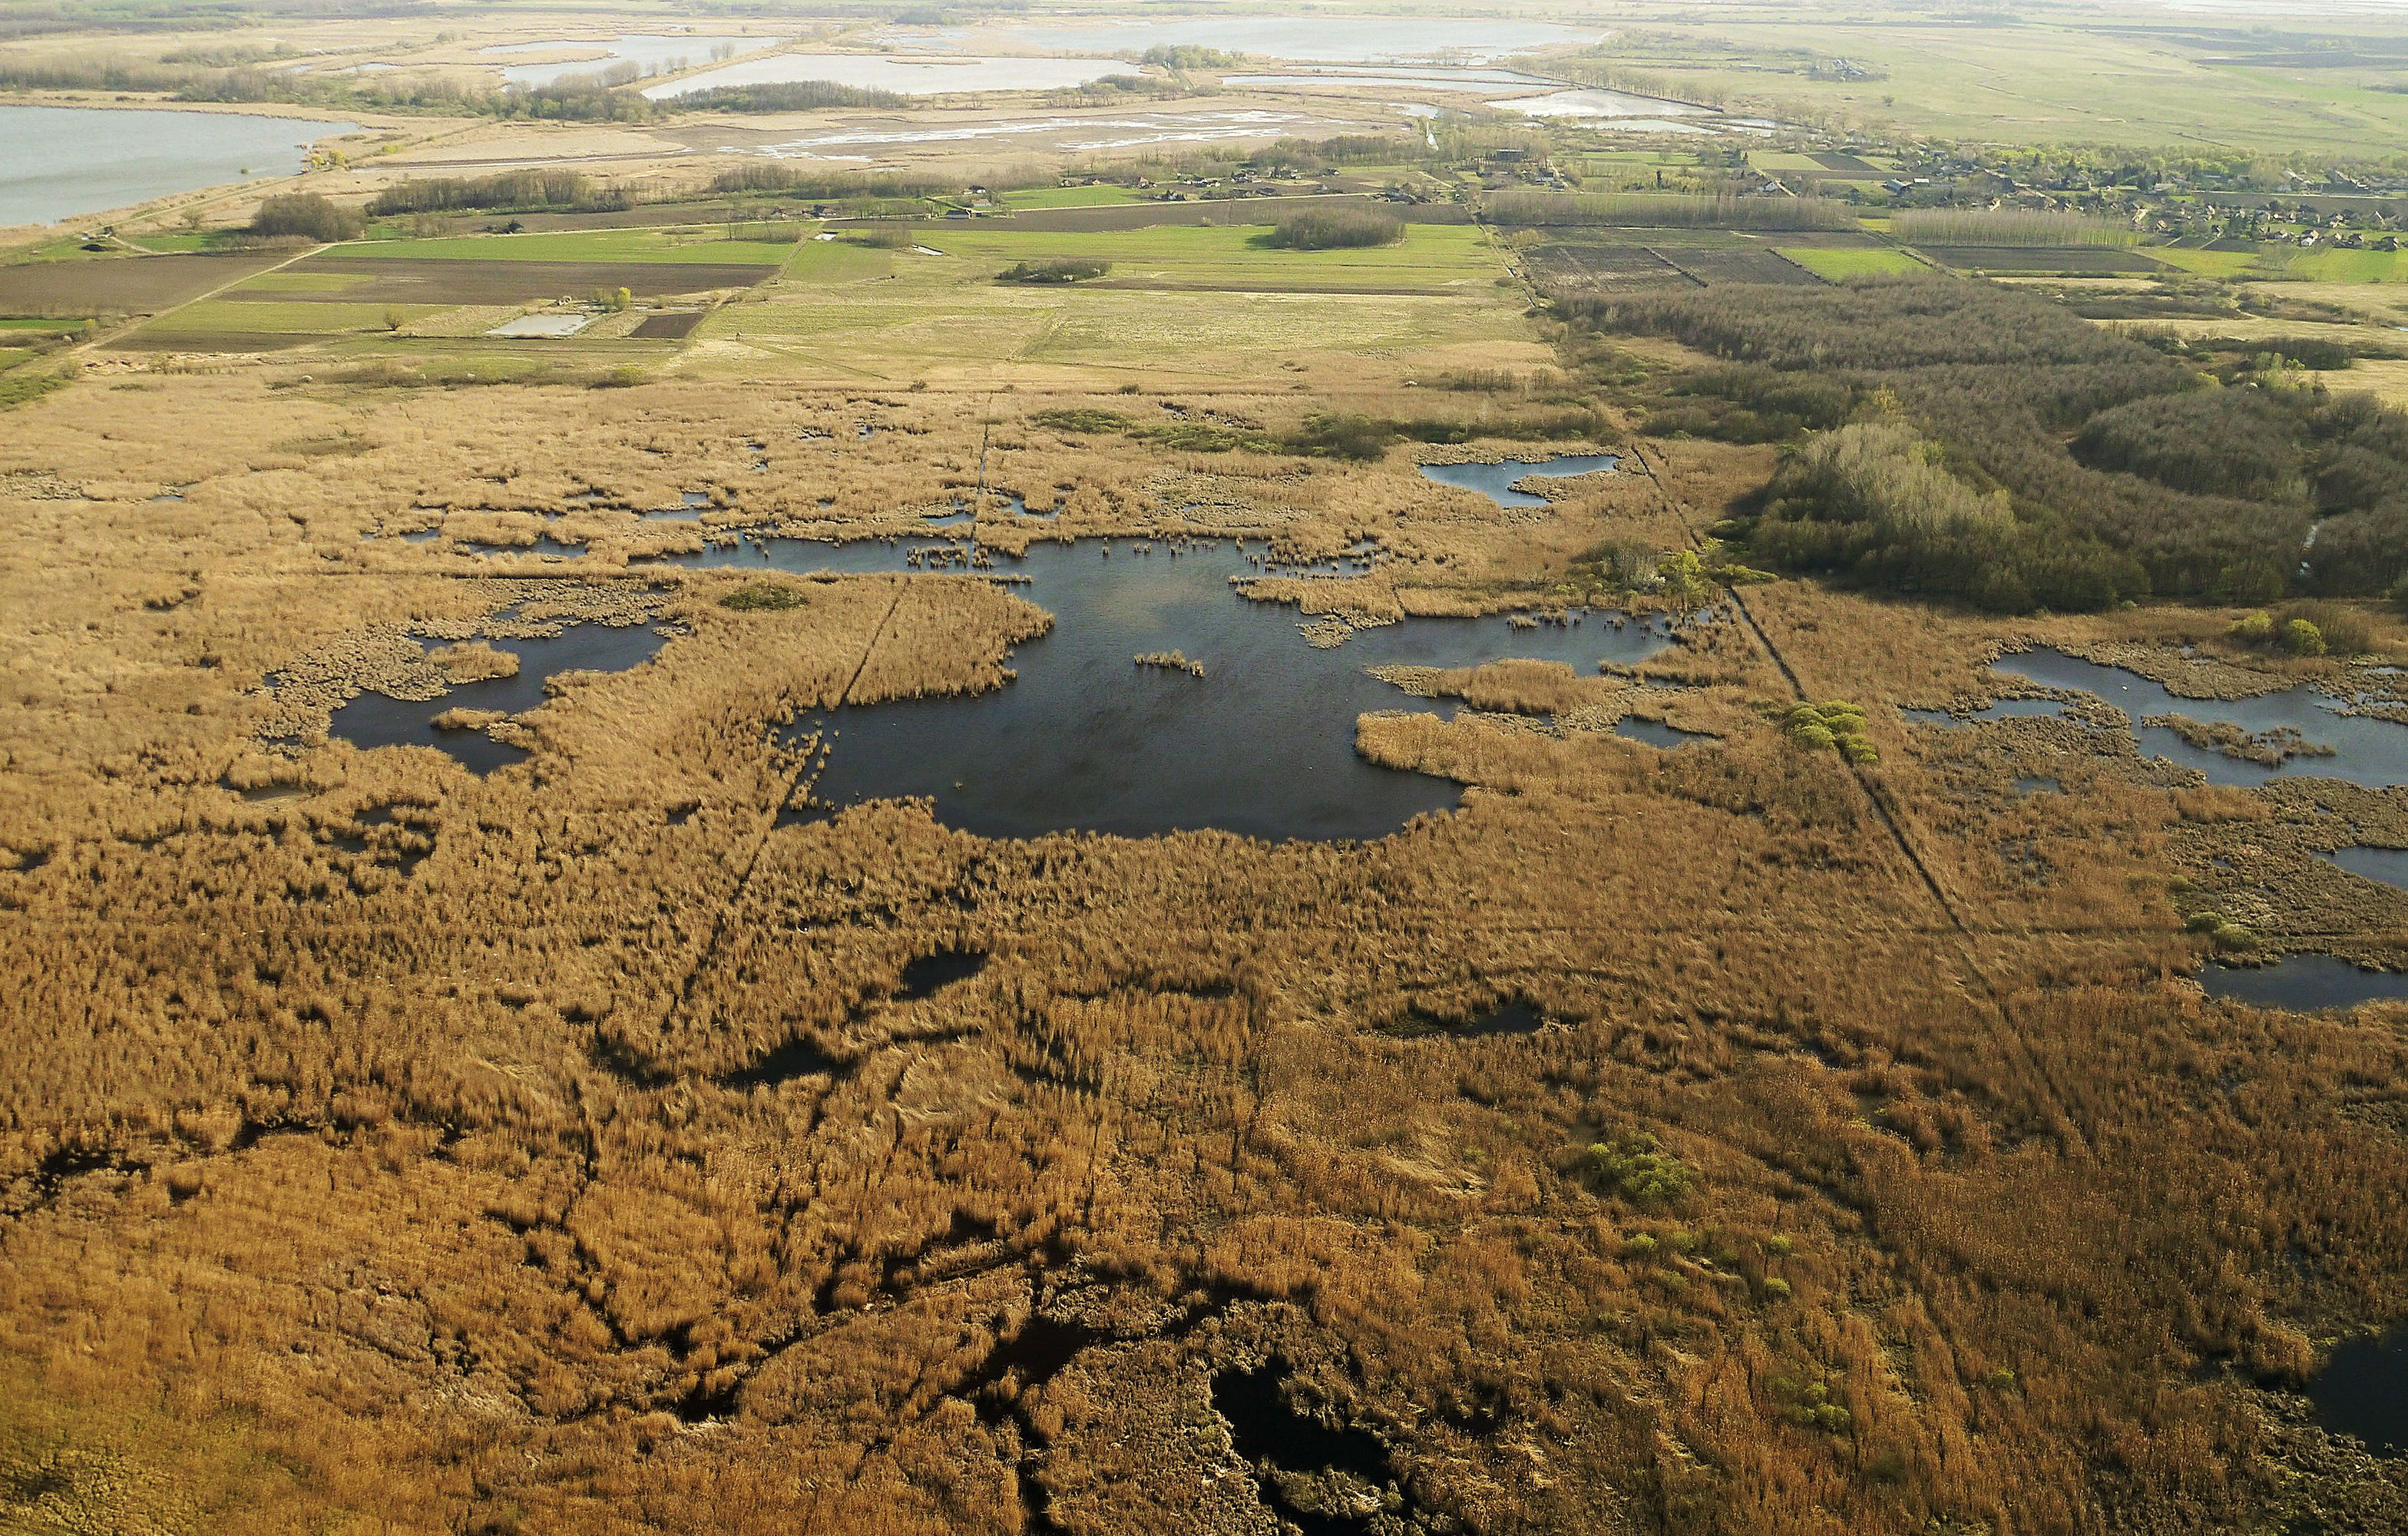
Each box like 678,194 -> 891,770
1029,407 -> 1134,433
997,258 -> 1110,283
719,582 -> 810,611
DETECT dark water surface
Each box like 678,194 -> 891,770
2310,1329 -> 2408,1456
1990,649 -> 2408,789
1417,454 -> 1620,508
327,624 -> 666,775
2197,955 -> 2408,1011
325,541 -> 1668,839
2323,846 -> 2408,891
806,542 -> 1669,840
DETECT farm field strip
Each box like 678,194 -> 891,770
908,223 -> 1507,291
1776,247 -> 1932,280
346,230 -> 796,265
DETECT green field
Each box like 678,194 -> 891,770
1777,247 -> 1930,280
1002,185 -> 1143,210
2287,249 -> 2408,284
0,316 -> 80,331
0,347 -> 30,370
2148,247 -> 2407,283
911,223 -> 1506,292
141,300 -> 439,336
2147,248 -> 2268,279
352,230 -> 796,265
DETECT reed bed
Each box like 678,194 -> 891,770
0,362 -> 2402,1536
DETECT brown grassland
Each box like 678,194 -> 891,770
5,333 -> 2408,1536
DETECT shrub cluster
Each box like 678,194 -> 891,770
997,258 -> 1110,284
1787,700 -> 1876,763
1268,209 -> 1404,250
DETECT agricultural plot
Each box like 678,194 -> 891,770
0,250 -> 287,316
1917,245 -> 2165,273
1001,184 -> 1143,210
1523,244 -> 1687,293
913,223 -> 1505,294
1661,247 -> 1826,285
1777,246 -> 1931,280
99,230 -> 806,354
352,230 -> 794,265
2147,248 -> 2274,280
241,256 -> 778,306
1807,151 -> 1889,176
964,194 -> 1471,235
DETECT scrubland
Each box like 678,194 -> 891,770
5,280 -> 2408,1536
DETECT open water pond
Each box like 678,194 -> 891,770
2310,1329 -> 2408,1455
797,541 -> 1667,841
327,624 -> 666,775
2323,846 -> 2408,890
2196,955 -> 2408,1011
0,106 -> 360,228
1493,89 -> 1714,123
1225,67 -> 1553,92
327,541 -> 1666,834
1990,649 -> 2408,789
1418,455 -> 1619,508
719,108 -> 1341,157
920,17 -> 1603,63
646,53 -> 1123,99
482,35 -> 767,88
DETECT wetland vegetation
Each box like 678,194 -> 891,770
8,2 -> 2408,1532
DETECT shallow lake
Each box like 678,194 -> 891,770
0,106 -> 360,228
1225,66 -> 1554,92
1988,649 -> 2408,790
328,624 -> 666,776
716,108 -> 1342,159
804,541 -> 1666,840
2196,955 -> 2408,1011
482,34 -> 767,88
916,17 -> 1603,64
1418,455 -> 1620,508
333,539 -> 1669,839
2309,1329 -> 2406,1456
1490,88 -> 1713,121
646,53 -> 1123,99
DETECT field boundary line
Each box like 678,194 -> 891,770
655,578 -> 909,1034
1630,439 -> 1968,932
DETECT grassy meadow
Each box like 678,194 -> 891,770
1775,245 -> 1930,280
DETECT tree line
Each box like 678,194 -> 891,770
1570,278 -> 2408,611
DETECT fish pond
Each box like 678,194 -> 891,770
0,106 -> 359,228
329,538 -> 1672,841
